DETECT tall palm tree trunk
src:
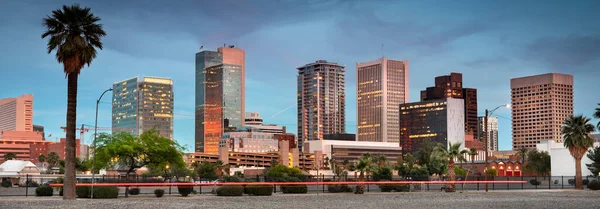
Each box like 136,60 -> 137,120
575,157 -> 583,189
63,72 -> 78,200
447,160 -> 456,192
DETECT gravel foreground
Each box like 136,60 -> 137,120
1,191 -> 599,209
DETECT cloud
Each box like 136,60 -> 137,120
526,34 -> 600,70
463,56 -> 511,68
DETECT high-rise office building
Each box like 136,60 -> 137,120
399,98 -> 465,154
0,94 -> 33,132
420,72 -> 479,148
196,46 -> 245,153
478,116 -> 499,151
356,57 -> 408,142
297,60 -> 346,151
112,76 -> 174,139
511,73 -> 573,150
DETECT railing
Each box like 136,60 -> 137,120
1,174 -> 598,197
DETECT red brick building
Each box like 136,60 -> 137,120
29,138 -> 81,163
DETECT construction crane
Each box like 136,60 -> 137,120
60,124 -> 134,144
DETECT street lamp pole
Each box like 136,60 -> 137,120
91,88 -> 112,199
485,104 -> 510,192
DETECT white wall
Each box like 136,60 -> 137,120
537,140 -> 598,177
446,98 -> 465,150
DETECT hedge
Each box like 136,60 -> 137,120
178,185 -> 193,197
35,185 -> 54,196
327,184 -> 353,193
1,179 -> 12,188
216,185 -> 244,196
76,186 -> 119,198
245,184 -> 273,196
154,189 -> 165,197
588,181 -> 600,190
281,184 -> 308,194
128,188 -> 140,195
379,184 -> 409,192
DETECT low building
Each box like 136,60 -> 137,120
186,152 -> 315,170
458,150 -> 526,176
0,160 -> 41,185
29,138 -> 82,163
244,112 -> 285,134
220,127 -> 279,153
0,130 -> 51,163
537,139 -> 598,177
303,140 -> 402,165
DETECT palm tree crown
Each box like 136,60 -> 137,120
42,4 -> 106,75
562,115 -> 595,150
468,148 -> 478,163
516,147 -> 528,163
594,103 -> 600,129
435,143 -> 468,163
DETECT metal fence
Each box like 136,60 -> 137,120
1,174 -> 598,197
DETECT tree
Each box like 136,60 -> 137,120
416,139 -> 435,166
586,147 -> 600,176
4,153 -> 16,161
594,103 -> 600,129
214,160 -> 229,178
562,115 -> 596,189
468,148 -> 478,164
516,147 -> 528,164
524,149 -> 551,178
42,4 -> 106,200
47,152 -> 60,169
351,153 -> 374,194
374,155 -> 387,167
434,143 -> 467,192
323,156 -> 330,169
195,161 -> 218,180
38,154 -> 47,165
404,154 -> 415,173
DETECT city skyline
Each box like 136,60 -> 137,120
1,1 -> 600,152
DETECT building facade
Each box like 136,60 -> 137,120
244,112 -> 285,133
112,76 -> 174,139
420,73 -> 478,148
0,94 -> 33,132
0,131 -> 48,163
356,57 -> 409,142
478,116 -> 499,151
303,140 -> 402,165
399,98 -> 465,154
220,127 -> 279,153
297,60 -> 346,151
511,73 -> 573,150
196,47 -> 245,153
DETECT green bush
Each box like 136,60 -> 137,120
178,185 -> 193,197
222,176 -> 241,182
35,185 -> 54,196
216,185 -> 244,196
584,179 -> 590,185
327,184 -> 353,193
245,184 -> 273,196
24,180 -> 39,187
281,184 -> 308,194
1,179 -> 11,188
52,178 -> 63,196
529,179 -> 541,186
154,189 -> 165,197
76,186 -> 119,198
379,184 -> 409,192
373,167 -> 393,181
587,181 -> 600,190
128,188 -> 140,195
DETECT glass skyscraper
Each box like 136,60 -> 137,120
112,76 -> 174,139
195,47 -> 245,153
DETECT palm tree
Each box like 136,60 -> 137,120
434,143 -> 468,192
375,155 -> 387,167
516,147 -> 528,164
594,103 -> 600,129
352,153 -> 374,194
215,160 -> 228,178
47,152 -> 60,169
468,148 -> 478,164
4,152 -> 16,161
38,154 -> 47,169
323,156 -> 330,169
562,115 -> 596,189
41,4 -> 106,200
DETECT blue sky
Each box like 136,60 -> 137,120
1,0 -> 599,152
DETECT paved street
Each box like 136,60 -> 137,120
1,191 -> 599,209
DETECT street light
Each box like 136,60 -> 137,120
91,88 -> 112,199
484,103 -> 510,192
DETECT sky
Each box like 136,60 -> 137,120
1,0 -> 599,152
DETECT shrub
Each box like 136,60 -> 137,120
587,181 -> 600,190
222,176 -> 241,182
76,186 -> 119,198
178,184 -> 193,197
52,178 -> 64,196
373,167 -> 393,181
529,179 -> 541,186
379,184 -> 410,192
35,185 -> 54,196
24,180 -> 39,187
128,188 -> 140,195
245,184 -> 273,196
154,189 -> 165,197
327,184 -> 353,193
1,179 -> 11,188
568,179 -> 575,186
281,184 -> 308,194
584,179 -> 590,186
216,185 -> 244,196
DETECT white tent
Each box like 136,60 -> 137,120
0,160 -> 41,186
